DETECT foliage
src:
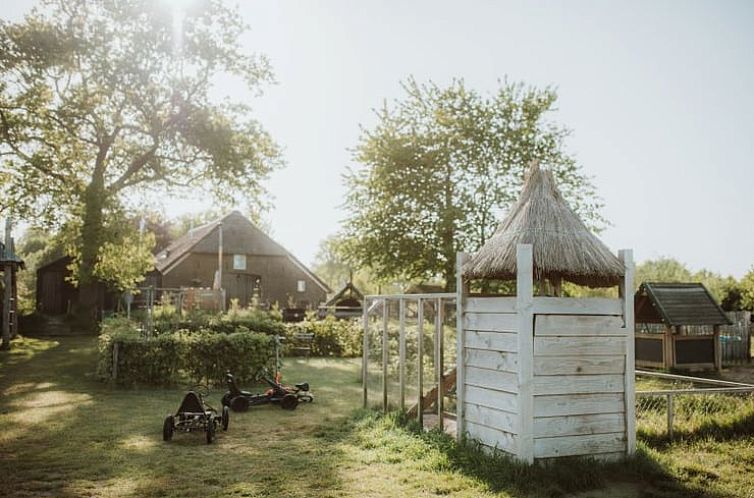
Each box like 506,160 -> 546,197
635,256 -> 739,303
97,316 -> 275,385
287,316 -> 362,357
0,0 -> 281,323
740,267 -> 754,312
342,78 -> 605,289
149,306 -> 287,337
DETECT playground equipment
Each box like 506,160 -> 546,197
364,162 -> 637,463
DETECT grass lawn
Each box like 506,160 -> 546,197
1,336 -> 753,497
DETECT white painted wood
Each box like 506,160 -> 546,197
464,385 -> 518,413
465,403 -> 519,433
399,298 -> 406,411
516,244 -> 535,463
436,297 -> 444,431
533,413 -> 626,438
465,330 -> 518,352
532,297 -> 622,316
620,249 -> 636,455
362,297 -> 369,408
465,349 -> 518,373
533,355 -> 625,376
417,298 -> 424,426
534,336 -> 626,356
456,252 -> 467,441
533,375 -> 625,396
534,393 -> 625,417
466,297 -> 517,314
465,366 -> 518,393
466,420 -> 518,454
464,312 -> 518,333
534,315 -> 626,336
382,298 -> 389,412
533,432 -> 626,458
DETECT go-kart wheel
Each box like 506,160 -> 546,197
230,396 -> 249,412
281,393 -> 298,410
163,415 -> 174,441
222,406 -> 230,431
206,415 -> 216,444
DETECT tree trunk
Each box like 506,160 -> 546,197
75,169 -> 106,332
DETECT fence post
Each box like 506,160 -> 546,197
456,253 -> 468,441
667,393 -> 674,440
112,342 -> 119,381
399,298 -> 406,411
436,297 -> 444,431
382,298 -> 389,413
362,297 -> 369,409
417,298 -> 424,426
516,244 -> 535,463
619,249 -> 636,455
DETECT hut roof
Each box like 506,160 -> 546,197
462,162 -> 624,287
324,281 -> 364,307
635,282 -> 731,326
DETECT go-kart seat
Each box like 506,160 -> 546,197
295,383 -> 309,392
177,391 -> 205,414
226,373 -> 252,397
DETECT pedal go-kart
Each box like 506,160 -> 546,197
163,385 -> 230,444
221,369 -> 314,412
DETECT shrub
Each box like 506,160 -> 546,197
286,316 -> 362,357
98,319 -> 276,385
148,307 -> 286,337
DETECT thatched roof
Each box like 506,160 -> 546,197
462,162 -> 624,287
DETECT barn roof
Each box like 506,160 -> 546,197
155,211 -> 331,292
635,282 -> 731,326
462,162 -> 624,287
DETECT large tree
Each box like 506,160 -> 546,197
342,78 -> 604,289
0,0 -> 281,327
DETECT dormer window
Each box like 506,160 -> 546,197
233,254 -> 247,270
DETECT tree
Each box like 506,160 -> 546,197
342,78 -> 605,289
311,234 -> 384,295
0,0 -> 282,327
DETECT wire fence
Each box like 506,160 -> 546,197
635,370 -> 754,441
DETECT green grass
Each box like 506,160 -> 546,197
2,336 -> 754,497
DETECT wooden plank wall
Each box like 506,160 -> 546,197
462,296 -> 519,455
531,306 -> 628,459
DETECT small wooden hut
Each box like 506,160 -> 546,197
457,162 -> 634,462
320,281 -> 364,319
635,282 -> 730,371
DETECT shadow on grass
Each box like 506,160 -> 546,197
0,337 -> 361,498
343,410 -> 730,498
639,411 -> 754,449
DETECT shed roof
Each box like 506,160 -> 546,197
324,282 -> 364,308
462,162 -> 624,287
634,282 -> 731,326
0,240 -> 24,267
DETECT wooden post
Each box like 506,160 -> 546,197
619,249 -> 636,455
399,298 -> 406,411
1,216 -> 12,350
112,342 -> 119,381
666,393 -> 674,440
455,252 -> 468,441
713,324 -> 721,371
417,298 -> 424,426
516,244 -> 534,463
664,326 -> 673,369
382,298 -> 389,413
362,297 -> 369,408
435,297 -> 444,431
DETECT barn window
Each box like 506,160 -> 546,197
233,254 -> 246,270
297,280 -> 306,293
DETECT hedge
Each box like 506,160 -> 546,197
98,318 -> 276,385
284,316 -> 362,357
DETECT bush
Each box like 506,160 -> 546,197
98,318 -> 276,385
148,307 -> 286,337
286,316 -> 362,357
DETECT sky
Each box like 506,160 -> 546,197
5,0 -> 754,278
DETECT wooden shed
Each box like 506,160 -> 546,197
320,281 -> 363,319
635,282 -> 730,371
457,162 -> 635,462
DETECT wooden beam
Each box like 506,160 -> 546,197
619,249 -> 636,456
516,244 -> 534,463
456,252 -> 468,441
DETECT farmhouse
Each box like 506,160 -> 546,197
36,211 -> 330,314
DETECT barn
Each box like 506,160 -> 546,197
36,211 -> 330,314
154,211 -> 330,309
